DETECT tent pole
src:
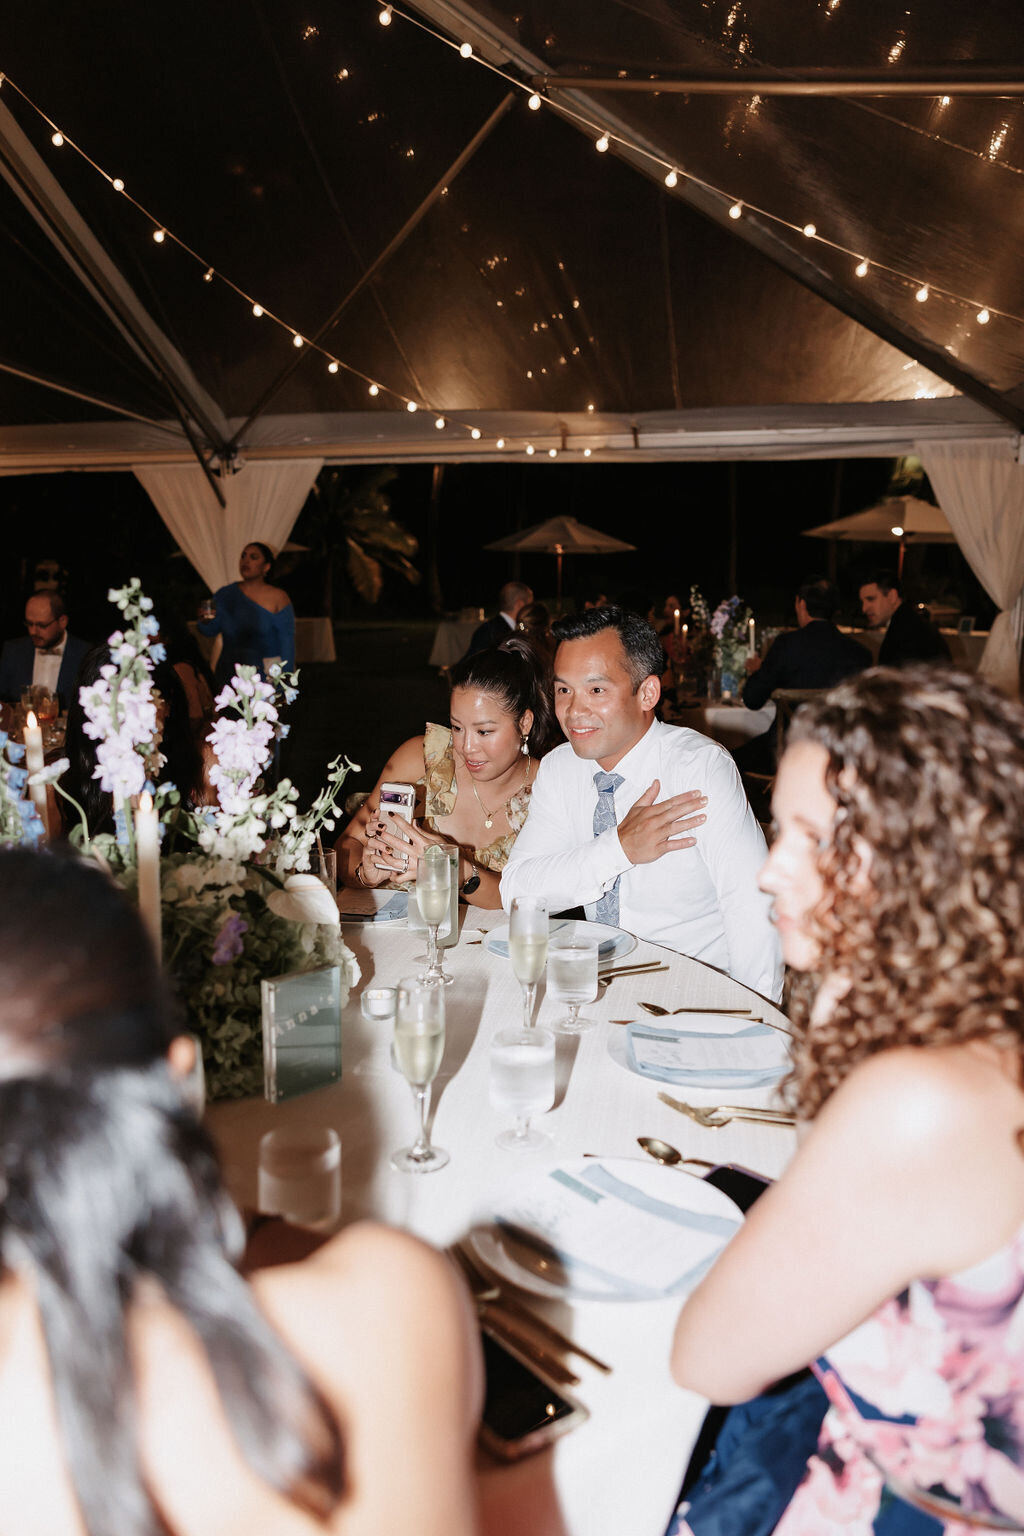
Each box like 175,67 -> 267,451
535,65 -> 1024,96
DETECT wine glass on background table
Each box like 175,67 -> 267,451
509,895 -> 548,1029
547,937 -> 599,1034
416,843 -> 453,985
391,976 -> 449,1174
490,1025 -> 555,1150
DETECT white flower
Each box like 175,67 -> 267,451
266,873 -> 340,928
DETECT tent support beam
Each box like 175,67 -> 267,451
405,0 -> 1024,434
225,92 -> 515,453
536,66 -> 1024,96
0,99 -> 232,456
0,359 -> 187,436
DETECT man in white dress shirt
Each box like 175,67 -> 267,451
500,607 -> 782,1001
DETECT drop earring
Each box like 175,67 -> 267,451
521,734 -> 529,756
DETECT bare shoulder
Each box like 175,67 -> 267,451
269,585 -> 292,613
377,735 -> 427,784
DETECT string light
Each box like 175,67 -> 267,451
470,427 -> 481,439
802,222 -> 817,238
152,229 -> 165,243
406,400 -> 417,412
368,383 -> 380,396
915,284 -> 930,303
855,258 -> 869,277
51,131 -> 63,147
891,524 -> 904,537
528,93 -> 541,110
548,447 -> 558,457
665,169 -> 678,189
203,267 -> 214,282
977,307 -> 991,324
729,201 -> 743,219
459,41 -> 472,57
595,134 -> 609,153
496,438 -> 506,448
435,415 -> 446,428
112,177 -> 124,192
525,444 -> 535,455
583,448 -> 592,457
586,403 -> 595,412
292,333 -> 304,347
252,303 -> 263,317
328,360 -> 339,373
378,5 -> 392,23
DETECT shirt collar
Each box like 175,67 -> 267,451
593,717 -> 660,784
38,636 -> 66,658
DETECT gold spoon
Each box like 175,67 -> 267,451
636,1136 -> 715,1170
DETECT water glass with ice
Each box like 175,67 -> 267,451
257,1125 -> 341,1230
547,937 -> 599,1034
490,1025 -> 556,1150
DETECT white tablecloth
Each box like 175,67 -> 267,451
207,911 -> 796,1536
670,700 -> 776,751
428,617 -> 481,669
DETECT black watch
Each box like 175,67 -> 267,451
460,868 -> 481,896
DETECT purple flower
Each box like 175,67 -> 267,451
212,913 -> 249,965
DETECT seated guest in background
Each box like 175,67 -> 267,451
516,599 -> 557,669
736,576 -> 871,773
0,591 -> 89,711
501,607 -> 782,1000
859,569 -> 951,666
338,638 -> 555,909
0,849 -> 480,1536
582,590 -> 609,610
669,668 -> 1024,1535
467,580 -> 533,656
156,609 -> 215,738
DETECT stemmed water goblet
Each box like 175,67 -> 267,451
547,937 -> 599,1034
416,844 -> 452,986
508,895 -> 548,1029
489,1025 -> 555,1150
391,976 -> 449,1174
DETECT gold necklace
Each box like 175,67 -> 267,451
469,760 -> 533,829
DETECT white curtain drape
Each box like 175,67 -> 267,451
132,458 -> 323,592
915,437 -> 1024,697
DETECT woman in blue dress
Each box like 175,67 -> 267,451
197,541 -> 295,691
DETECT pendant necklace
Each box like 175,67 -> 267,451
470,760 -> 533,829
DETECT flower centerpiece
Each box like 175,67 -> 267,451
686,586 -> 717,694
52,580 -> 360,1100
709,594 -> 754,699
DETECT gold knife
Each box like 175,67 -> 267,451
454,1242 -> 612,1375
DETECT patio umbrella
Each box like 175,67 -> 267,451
484,515 -> 636,605
802,496 -> 954,577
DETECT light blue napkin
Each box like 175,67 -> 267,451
625,1021 -> 788,1089
339,891 -> 409,922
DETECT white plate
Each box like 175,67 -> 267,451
469,1156 -> 742,1303
607,1016 -> 790,1091
485,918 -> 636,967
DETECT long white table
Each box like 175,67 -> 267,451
207,911 -> 796,1536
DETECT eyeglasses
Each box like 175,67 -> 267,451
25,619 -> 60,633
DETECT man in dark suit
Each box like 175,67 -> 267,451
0,592 -> 90,710
467,581 -> 533,656
736,577 -> 871,773
859,572 -> 951,667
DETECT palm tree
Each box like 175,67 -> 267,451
299,467 -> 421,619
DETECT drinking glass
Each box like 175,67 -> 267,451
257,1125 -> 341,1230
35,691 -> 58,724
391,976 -> 449,1173
509,895 -> 548,1029
308,846 -> 337,896
547,937 -> 600,1034
490,1025 -> 555,1150
198,596 -> 216,621
416,844 -> 452,986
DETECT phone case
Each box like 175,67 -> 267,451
477,1325 -> 589,1461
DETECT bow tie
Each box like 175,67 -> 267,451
38,646 -> 62,656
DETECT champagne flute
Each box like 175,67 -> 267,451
490,1025 -> 555,1150
416,844 -> 452,986
547,937 -> 599,1034
391,976 -> 449,1173
509,895 -> 548,1029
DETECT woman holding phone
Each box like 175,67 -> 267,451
338,639 -> 555,909
668,667 -> 1024,1534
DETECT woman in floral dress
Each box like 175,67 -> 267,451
670,667 -> 1024,1534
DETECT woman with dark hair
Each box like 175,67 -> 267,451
0,848 -> 480,1536
338,637 -> 555,908
669,667 -> 1024,1534
197,542 -> 295,691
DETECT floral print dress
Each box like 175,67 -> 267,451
418,722 -> 532,872
773,1226 -> 1024,1534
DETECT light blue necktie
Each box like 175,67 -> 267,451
593,771 -> 625,924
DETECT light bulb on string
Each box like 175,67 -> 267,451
459,41 -> 472,57
471,427 -> 481,440
252,303 -> 263,317
407,400 -> 417,412
112,177 -> 125,192
528,93 -> 541,110
891,525 -> 904,538
496,438 -> 506,448
728,201 -> 743,219
548,448 -> 558,458
203,267 -> 214,283
153,229 -> 166,244
855,258 -> 869,278
435,415 -> 446,429
368,383 -> 380,396
379,5 -> 392,24
977,307 -> 991,324
586,402 -> 595,413
583,448 -> 592,458
292,334 -> 304,348
915,284 -> 929,303
328,360 -> 339,373
802,223 -> 816,238
595,134 -> 609,153
525,444 -> 535,455
665,169 -> 678,188
51,131 -> 63,147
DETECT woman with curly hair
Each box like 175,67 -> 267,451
669,667 -> 1024,1534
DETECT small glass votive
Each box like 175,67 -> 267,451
357,986 -> 397,1075
258,1125 -> 341,1231
308,847 -> 338,896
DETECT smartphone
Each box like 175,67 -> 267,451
477,1326 -> 588,1462
378,781 -> 416,824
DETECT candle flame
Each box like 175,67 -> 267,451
26,711 -> 37,729
139,790 -> 154,813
